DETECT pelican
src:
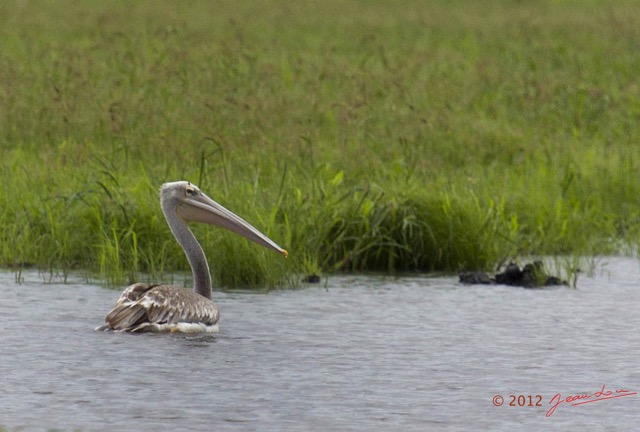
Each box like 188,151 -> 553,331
96,181 -> 287,333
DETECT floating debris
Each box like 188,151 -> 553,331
459,261 -> 568,288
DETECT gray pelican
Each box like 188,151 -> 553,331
96,181 -> 287,333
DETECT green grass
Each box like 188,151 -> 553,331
1,0 -> 639,287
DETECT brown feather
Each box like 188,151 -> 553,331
99,284 -> 219,332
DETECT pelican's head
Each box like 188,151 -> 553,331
160,181 -> 288,257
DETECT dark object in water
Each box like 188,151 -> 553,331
302,274 -> 321,283
458,271 -> 493,285
459,261 -> 568,288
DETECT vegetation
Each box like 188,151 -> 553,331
1,0 -> 639,287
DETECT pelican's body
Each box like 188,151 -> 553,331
100,283 -> 220,333
97,181 -> 287,333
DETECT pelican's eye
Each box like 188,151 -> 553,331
186,187 -> 197,197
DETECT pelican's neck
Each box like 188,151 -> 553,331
162,200 -> 212,299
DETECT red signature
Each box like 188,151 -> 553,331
546,385 -> 637,417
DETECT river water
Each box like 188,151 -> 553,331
0,257 -> 638,431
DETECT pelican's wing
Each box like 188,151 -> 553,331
140,286 -> 219,326
110,282 -> 159,307
101,284 -> 219,332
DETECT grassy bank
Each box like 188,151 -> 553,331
1,1 -> 639,287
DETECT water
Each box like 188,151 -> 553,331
1,258 -> 639,431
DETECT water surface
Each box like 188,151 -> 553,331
1,258 -> 639,431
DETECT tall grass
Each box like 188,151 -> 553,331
1,0 -> 639,287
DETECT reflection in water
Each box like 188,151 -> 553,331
0,258 -> 639,431
176,333 -> 219,348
